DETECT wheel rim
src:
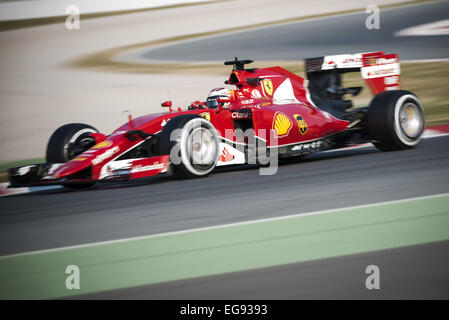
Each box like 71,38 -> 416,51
188,127 -> 217,166
399,102 -> 422,139
179,118 -> 219,176
393,95 -> 425,147
64,128 -> 97,161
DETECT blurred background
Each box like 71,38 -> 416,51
0,0 -> 448,164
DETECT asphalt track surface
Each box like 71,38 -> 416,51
1,135 -> 449,256
77,239 -> 449,299
141,1 -> 449,61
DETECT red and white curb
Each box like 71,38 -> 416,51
422,124 -> 449,138
395,19 -> 449,37
0,183 -> 61,197
324,124 -> 449,153
1,124 -> 449,197
0,183 -> 29,196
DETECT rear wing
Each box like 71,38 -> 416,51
305,52 -> 401,95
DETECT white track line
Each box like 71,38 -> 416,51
2,192 -> 449,259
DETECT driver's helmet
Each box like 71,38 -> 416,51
206,87 -> 232,109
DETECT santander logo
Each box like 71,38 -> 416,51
219,147 -> 234,162
376,58 -> 397,65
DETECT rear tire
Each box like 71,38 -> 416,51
46,123 -> 98,189
157,115 -> 219,178
366,90 -> 425,151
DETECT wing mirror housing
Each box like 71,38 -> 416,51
161,100 -> 173,113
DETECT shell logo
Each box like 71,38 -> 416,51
367,57 -> 376,66
273,112 -> 292,137
92,141 -> 111,149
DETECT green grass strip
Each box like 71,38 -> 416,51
0,193 -> 448,299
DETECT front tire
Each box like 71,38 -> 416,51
46,123 -> 98,189
366,90 -> 425,151
46,123 -> 98,162
157,115 -> 219,178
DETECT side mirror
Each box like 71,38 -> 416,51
161,100 -> 173,113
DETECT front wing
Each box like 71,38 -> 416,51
8,155 -> 170,188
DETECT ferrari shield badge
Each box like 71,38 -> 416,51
294,114 -> 308,135
200,112 -> 211,121
262,79 -> 273,96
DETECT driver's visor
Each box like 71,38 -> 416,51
206,95 -> 223,109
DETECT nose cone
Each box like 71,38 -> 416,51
51,157 -> 92,179
52,140 -> 121,179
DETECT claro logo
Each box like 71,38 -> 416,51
92,146 -> 120,165
232,112 -> 251,119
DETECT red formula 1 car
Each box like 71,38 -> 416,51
9,52 -> 425,189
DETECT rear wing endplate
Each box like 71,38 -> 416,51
305,52 -> 401,95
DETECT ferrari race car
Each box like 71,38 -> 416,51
9,52 -> 425,189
